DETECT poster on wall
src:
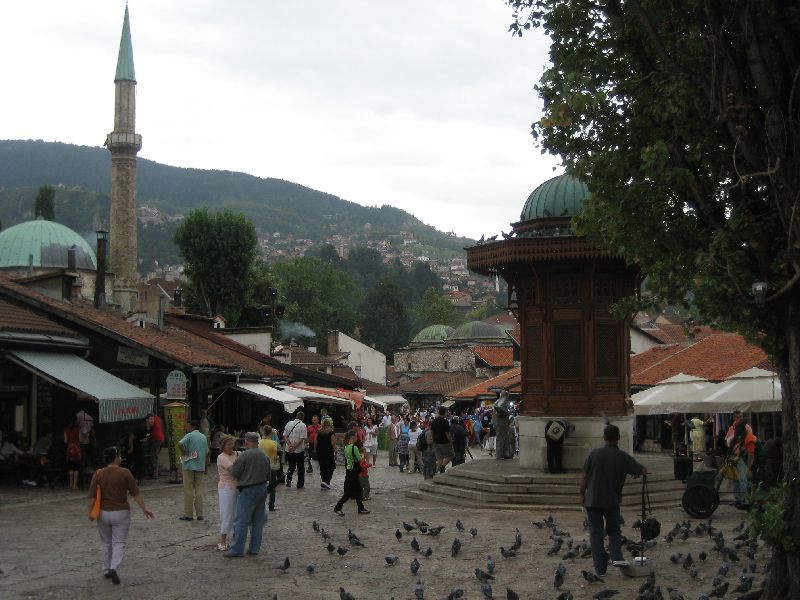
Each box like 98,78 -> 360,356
163,401 -> 188,479
166,370 -> 188,400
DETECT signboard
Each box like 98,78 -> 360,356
117,346 -> 149,367
164,401 -> 188,472
166,370 -> 188,400
99,397 -> 153,423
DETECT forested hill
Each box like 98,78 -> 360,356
0,140 -> 473,257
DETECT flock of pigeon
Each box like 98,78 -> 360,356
264,511 -> 766,599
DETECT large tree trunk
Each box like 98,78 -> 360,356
763,304 -> 800,600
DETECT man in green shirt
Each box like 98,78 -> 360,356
580,424 -> 646,577
178,420 -> 209,521
226,432 -> 270,557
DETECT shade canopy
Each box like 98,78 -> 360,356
8,350 -> 153,422
632,373 -> 712,416
370,395 -> 408,407
660,368 -> 781,414
234,382 -> 303,414
278,385 -> 354,408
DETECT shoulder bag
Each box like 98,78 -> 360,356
88,470 -> 102,521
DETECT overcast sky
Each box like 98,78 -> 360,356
1,1 -> 560,240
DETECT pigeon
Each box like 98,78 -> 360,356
403,522 -> 415,532
683,554 -> 694,570
532,520 -> 546,529
419,525 -> 428,534
593,592 -> 619,600
556,593 -> 574,600
410,558 -> 421,574
717,562 -> 729,577
689,566 -> 699,579
321,529 -> 331,541
506,588 -> 520,600
339,588 -> 355,600
733,521 -> 745,532
670,553 -> 683,564
411,537 -> 420,552
326,542 -> 335,553
699,551 -> 707,562
475,567 -> 495,581
562,548 -> 579,560
348,530 -> 365,547
414,518 -> 430,528
277,557 -> 290,572
422,547 -> 433,558
554,564 -> 567,589
548,539 -> 564,555
451,538 -> 462,557
514,528 -> 522,546
428,526 -> 444,536
385,554 -> 399,566
469,528 -> 478,537
582,570 -> 603,583
733,578 -> 753,594
708,582 -> 728,597
312,520 -> 320,532
667,589 -> 684,600
414,580 -> 424,600
305,563 -> 315,574
395,529 -> 403,541
697,594 -> 710,600
337,546 -> 348,557
500,546 -> 517,558
480,582 -> 493,599
447,589 -> 464,599
487,556 -> 495,574
456,519 -> 464,531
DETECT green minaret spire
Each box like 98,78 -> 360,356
114,4 -> 136,83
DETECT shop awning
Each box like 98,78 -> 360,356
441,400 -> 455,408
370,395 -> 408,406
7,350 -> 154,423
234,382 -> 303,414
279,385 -> 354,408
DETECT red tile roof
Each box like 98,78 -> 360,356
0,298 -> 83,339
397,371 -> 483,395
506,329 -> 521,345
358,379 -> 398,395
483,312 -> 519,328
472,345 -> 515,368
281,347 -> 341,365
637,323 -> 717,345
0,274 -> 287,377
451,366 -> 521,398
630,333 -> 769,386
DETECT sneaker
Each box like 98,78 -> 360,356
216,543 -> 229,551
196,516 -> 204,521
285,481 -> 292,488
108,569 -> 120,584
358,509 -> 371,515
334,509 -> 345,516
321,482 -> 330,489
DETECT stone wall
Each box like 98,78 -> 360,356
394,346 -> 475,373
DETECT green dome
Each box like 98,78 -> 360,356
520,174 -> 590,222
412,324 -> 455,344
448,321 -> 504,341
0,219 -> 97,270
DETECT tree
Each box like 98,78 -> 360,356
309,243 -> 342,266
411,261 -> 443,301
341,246 -> 387,290
271,256 -> 360,353
360,277 -> 410,356
509,1 -> 800,594
33,185 -> 55,220
173,208 -> 258,325
412,287 -> 463,335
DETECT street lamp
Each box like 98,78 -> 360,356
264,287 -> 286,354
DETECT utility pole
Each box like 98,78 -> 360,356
264,287 -> 285,355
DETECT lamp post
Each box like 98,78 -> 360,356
264,287 -> 285,355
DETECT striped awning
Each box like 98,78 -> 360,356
7,351 -> 154,423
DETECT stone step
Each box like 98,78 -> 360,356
404,488 -> 683,512
416,480 -> 684,507
444,466 -> 677,486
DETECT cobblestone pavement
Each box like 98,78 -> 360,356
0,450 -> 768,600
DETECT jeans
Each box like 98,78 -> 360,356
399,453 -> 409,472
286,451 -> 305,488
452,451 -> 465,466
229,483 -> 268,556
733,456 -> 749,503
182,469 -> 205,518
586,505 -> 624,575
97,510 -> 130,572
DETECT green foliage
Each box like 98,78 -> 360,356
173,208 -> 258,324
360,277 -> 410,356
270,256 -> 361,352
33,185 -> 55,220
746,484 -> 796,552
412,287 -> 464,335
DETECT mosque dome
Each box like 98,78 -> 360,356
0,219 -> 97,270
520,174 -> 590,222
448,321 -> 505,341
412,324 -> 455,344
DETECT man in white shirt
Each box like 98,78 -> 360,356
283,411 -> 308,489
387,415 -> 399,466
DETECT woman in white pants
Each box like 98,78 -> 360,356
215,435 -> 239,550
87,446 -> 154,585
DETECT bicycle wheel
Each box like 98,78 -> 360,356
682,485 -> 718,519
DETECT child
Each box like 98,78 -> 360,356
358,444 -> 371,500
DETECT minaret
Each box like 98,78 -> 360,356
106,4 -> 141,310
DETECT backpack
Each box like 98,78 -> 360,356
66,441 -> 82,462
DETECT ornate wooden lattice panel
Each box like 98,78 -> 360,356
553,323 -> 582,379
595,323 -> 620,378
525,325 -> 544,379
552,275 -> 583,306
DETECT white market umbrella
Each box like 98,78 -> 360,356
660,368 -> 781,414
632,373 -> 712,415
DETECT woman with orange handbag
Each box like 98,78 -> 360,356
87,446 -> 155,585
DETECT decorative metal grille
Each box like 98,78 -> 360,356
554,324 -> 582,379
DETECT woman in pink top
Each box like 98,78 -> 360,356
215,435 -> 238,550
